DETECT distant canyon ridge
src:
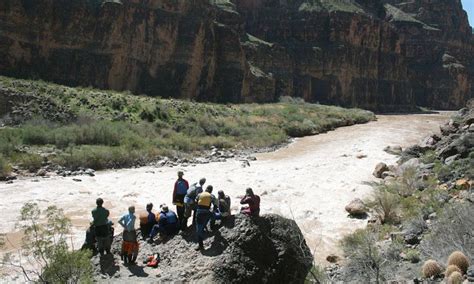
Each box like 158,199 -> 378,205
0,0 -> 472,111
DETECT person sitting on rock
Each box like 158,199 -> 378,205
118,206 -> 139,265
139,203 -> 156,240
240,188 -> 260,217
173,171 -> 189,230
91,198 -> 111,255
183,178 -> 206,229
195,185 -> 217,250
210,190 -> 231,229
149,204 -> 179,242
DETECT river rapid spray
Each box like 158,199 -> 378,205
0,112 -> 452,265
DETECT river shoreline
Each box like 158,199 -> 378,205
0,112 -> 453,269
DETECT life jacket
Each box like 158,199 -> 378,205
197,192 -> 212,209
139,213 -> 148,224
160,211 -> 178,226
176,179 -> 188,195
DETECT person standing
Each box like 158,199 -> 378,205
183,178 -> 206,228
91,198 -> 111,255
195,185 -> 217,250
172,171 -> 189,230
118,206 -> 139,265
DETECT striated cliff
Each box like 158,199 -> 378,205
0,0 -> 472,111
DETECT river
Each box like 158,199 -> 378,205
0,112 -> 451,265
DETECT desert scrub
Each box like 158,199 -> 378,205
367,186 -> 401,224
340,228 -> 387,283
420,203 -> 474,262
0,154 -> 11,178
0,76 -> 374,170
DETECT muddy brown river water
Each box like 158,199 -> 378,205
0,112 -> 452,269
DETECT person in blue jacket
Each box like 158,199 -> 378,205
149,204 -> 179,242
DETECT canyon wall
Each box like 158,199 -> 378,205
0,0 -> 472,110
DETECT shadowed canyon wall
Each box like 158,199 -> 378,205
0,0 -> 472,111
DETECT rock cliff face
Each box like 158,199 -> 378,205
0,0 -> 472,111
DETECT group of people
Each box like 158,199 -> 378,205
85,171 -> 261,264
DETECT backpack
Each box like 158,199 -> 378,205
186,183 -> 197,198
187,183 -> 202,199
176,179 -> 188,195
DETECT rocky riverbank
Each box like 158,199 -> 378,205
91,214 -> 313,283
334,102 -> 473,282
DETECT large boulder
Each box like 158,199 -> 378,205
373,162 -> 389,178
92,214 -> 313,283
345,199 -> 367,216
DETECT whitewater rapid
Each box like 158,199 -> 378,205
0,112 -> 451,264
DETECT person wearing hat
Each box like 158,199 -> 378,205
172,171 -> 189,230
149,204 -> 179,242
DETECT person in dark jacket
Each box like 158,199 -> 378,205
139,203 -> 156,239
210,190 -> 231,228
172,171 -> 189,230
149,204 -> 179,242
240,188 -> 260,217
195,185 -> 217,250
91,198 -> 111,255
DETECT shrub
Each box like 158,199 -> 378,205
341,229 -> 387,283
368,188 -> 400,224
422,259 -> 442,278
445,265 -> 462,278
0,154 -> 11,178
447,251 -> 470,274
42,249 -> 93,283
447,271 -> 464,284
420,203 -> 474,262
18,153 -> 43,172
404,248 -> 421,263
5,203 -> 94,282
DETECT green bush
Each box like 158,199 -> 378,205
368,187 -> 401,224
10,203 -> 93,283
0,75 -> 375,171
340,228 -> 387,283
18,153 -> 43,172
42,249 -> 93,283
0,154 -> 11,178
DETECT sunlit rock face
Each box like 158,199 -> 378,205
0,0 -> 472,111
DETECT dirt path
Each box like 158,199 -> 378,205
0,112 -> 451,267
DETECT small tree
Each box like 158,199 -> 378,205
1,203 -> 92,283
341,228 -> 387,283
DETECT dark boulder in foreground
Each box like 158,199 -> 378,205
92,214 -> 313,283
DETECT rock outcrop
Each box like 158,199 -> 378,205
92,214 -> 313,283
0,0 -> 472,111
